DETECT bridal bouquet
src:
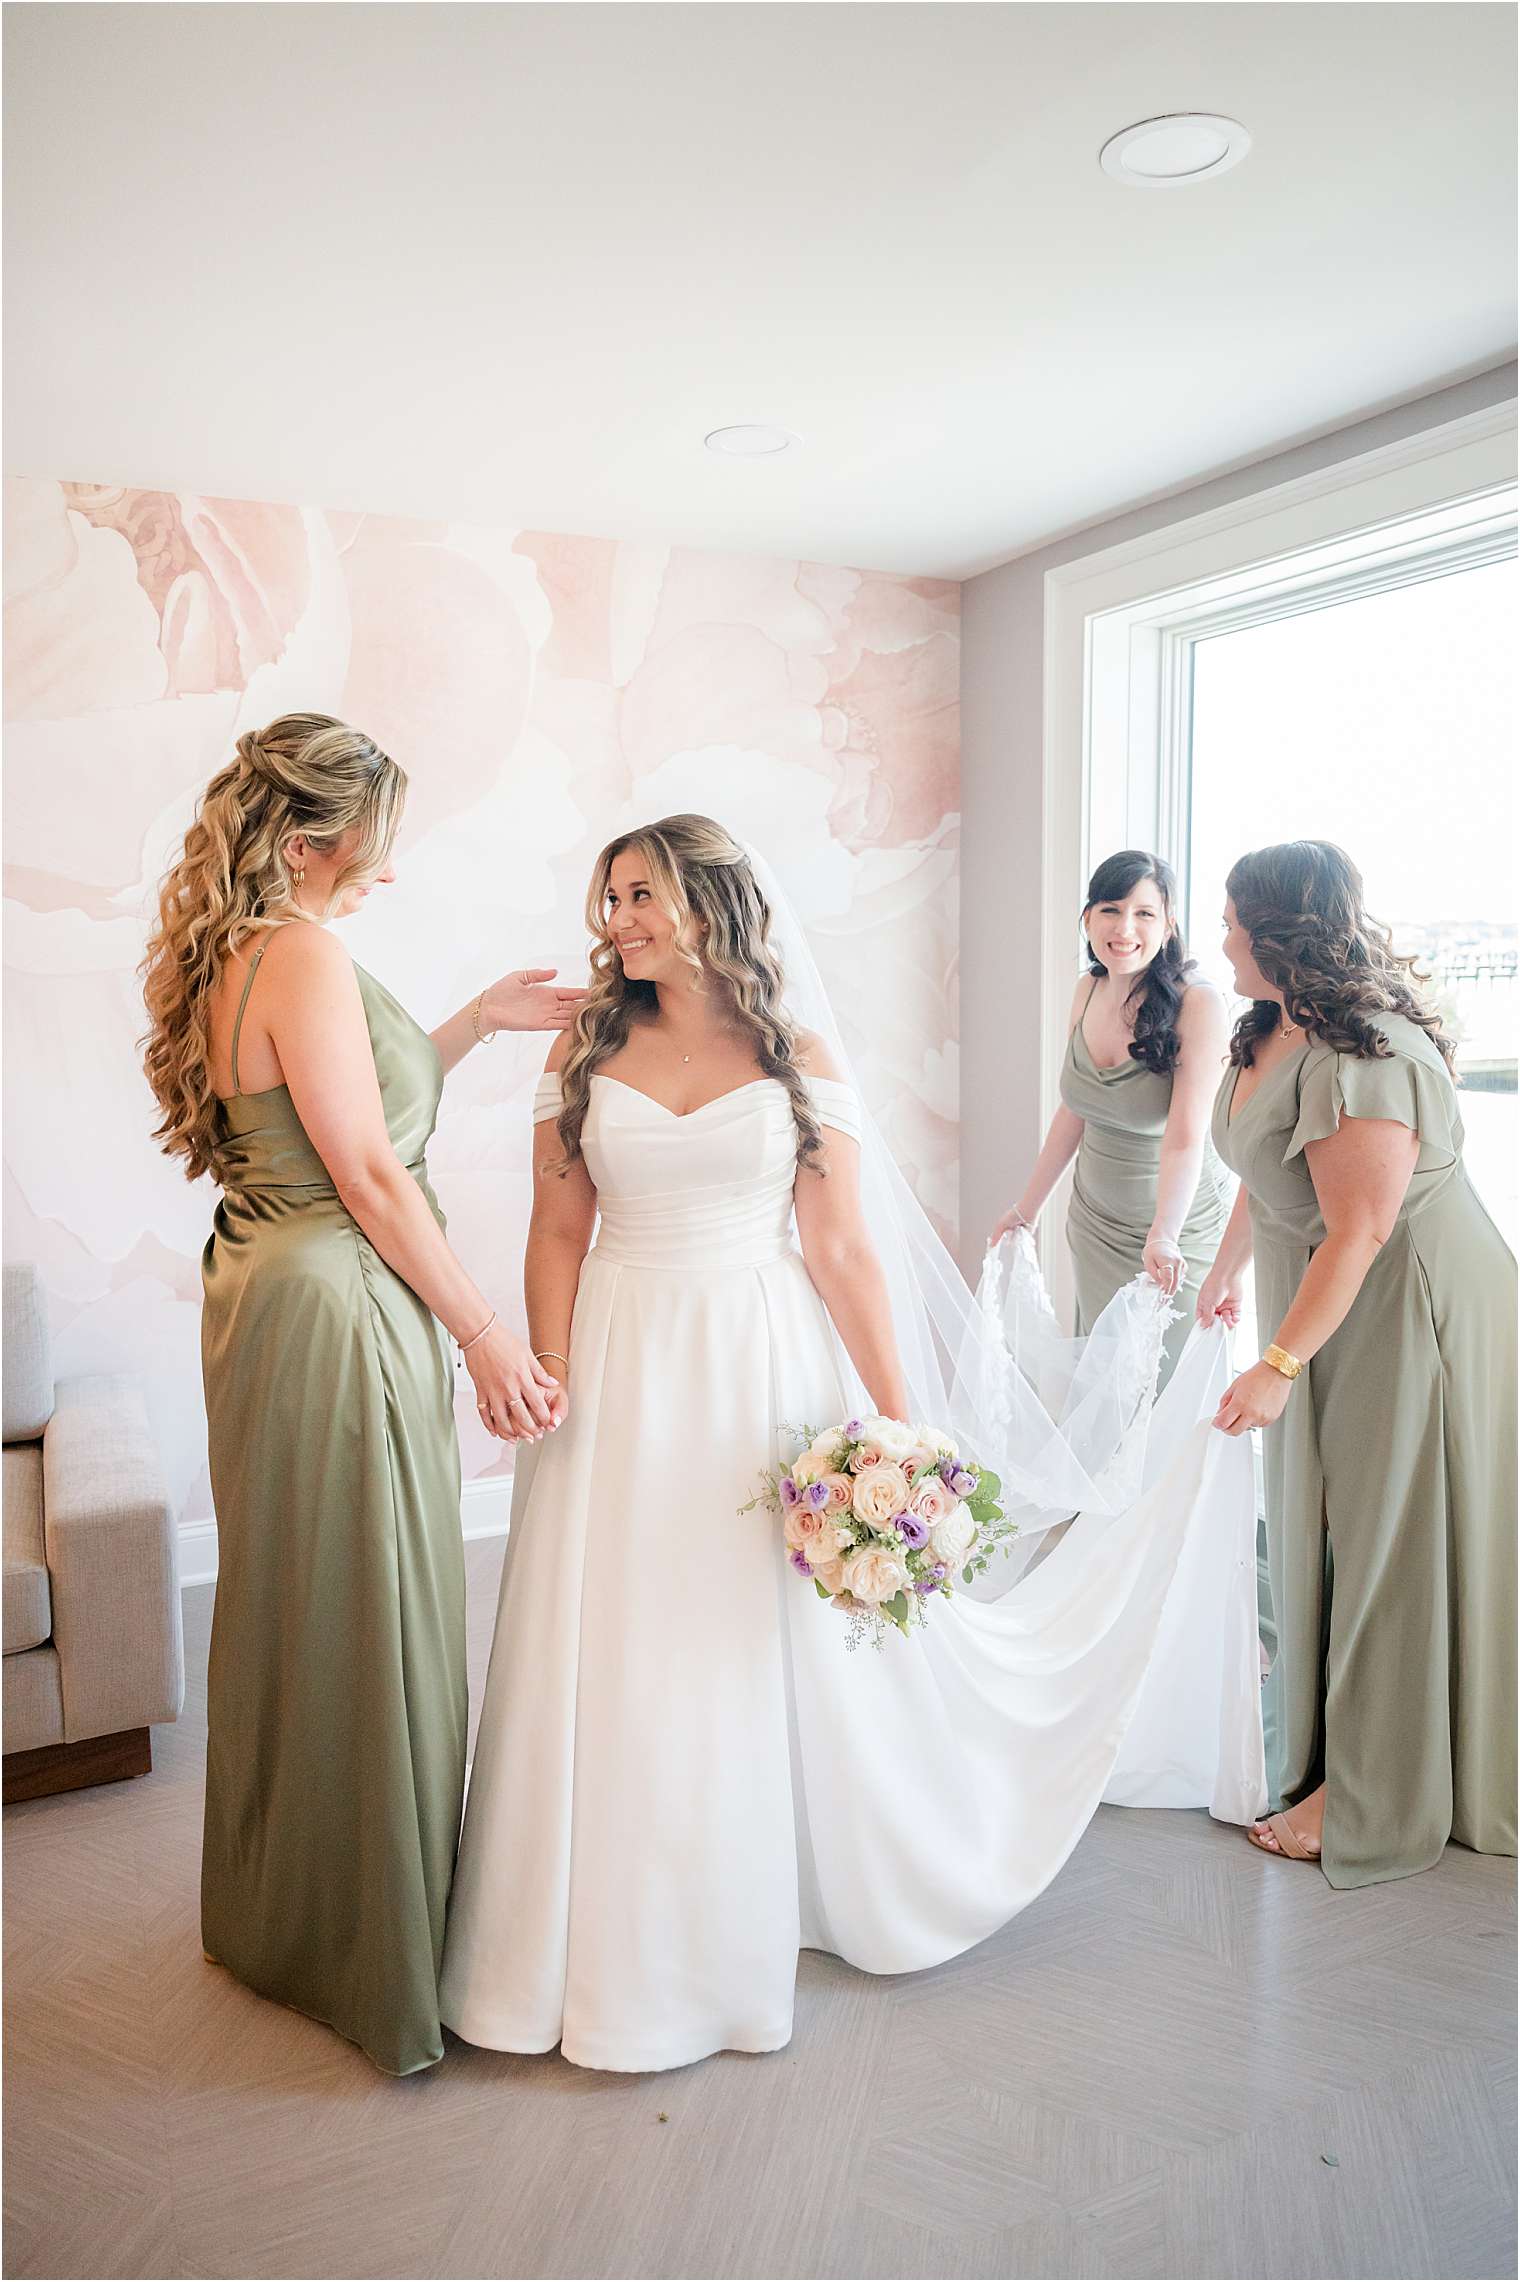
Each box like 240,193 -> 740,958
744,1417 -> 1011,1647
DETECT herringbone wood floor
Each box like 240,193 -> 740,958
4,1541 -> 1514,2282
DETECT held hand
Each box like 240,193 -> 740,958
990,1207 -> 1031,1247
537,1355 -> 571,1433
1212,1359 -> 1291,1437
467,1326 -> 561,1441
1142,1229 -> 1185,1298
481,968 -> 587,1034
1196,1265 -> 1244,1329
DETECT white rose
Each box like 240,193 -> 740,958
867,1418 -> 917,1462
840,1545 -> 910,1606
851,1462 -> 911,1529
805,1526 -> 853,1569
928,1505 -> 977,1568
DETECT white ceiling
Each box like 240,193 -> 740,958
5,2 -> 1515,578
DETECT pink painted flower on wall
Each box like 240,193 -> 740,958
60,486 -> 312,697
335,520 -> 538,846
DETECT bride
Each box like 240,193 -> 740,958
439,815 -> 1260,2073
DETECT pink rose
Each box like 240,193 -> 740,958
784,1504 -> 849,1561
847,1440 -> 885,1474
901,1444 -> 939,1484
851,1461 -> 912,1529
907,1475 -> 956,1531
818,1471 -> 854,1513
810,1554 -> 849,1595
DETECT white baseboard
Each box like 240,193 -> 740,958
177,1518 -> 221,1590
178,1472 -> 514,1590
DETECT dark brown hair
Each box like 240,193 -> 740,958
1225,840 -> 1455,1071
1083,850 -> 1195,1076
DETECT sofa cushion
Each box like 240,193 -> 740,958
3,1642 -> 65,1751
3,1265 -> 53,1442
3,1444 -> 51,1653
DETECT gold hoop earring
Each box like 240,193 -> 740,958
291,866 -> 306,890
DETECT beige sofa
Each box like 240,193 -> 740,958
3,1264 -> 184,1802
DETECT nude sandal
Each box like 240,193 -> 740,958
1246,1812 -> 1322,1861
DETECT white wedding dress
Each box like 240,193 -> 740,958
439,1069 -> 1263,2074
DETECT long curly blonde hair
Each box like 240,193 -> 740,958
141,713 -> 406,1182
553,815 -> 825,1174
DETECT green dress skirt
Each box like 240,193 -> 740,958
1212,1014 -> 1517,1887
1061,1001 -> 1232,1386
200,951 -> 467,2073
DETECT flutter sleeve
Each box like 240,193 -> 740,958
1284,1039 -> 1458,1166
805,1073 -> 862,1143
531,1072 -> 564,1126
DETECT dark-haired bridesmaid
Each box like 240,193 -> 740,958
993,850 -> 1230,1385
1200,840 -> 1516,1883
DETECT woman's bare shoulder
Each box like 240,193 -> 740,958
793,1028 -> 845,1084
256,920 -> 356,989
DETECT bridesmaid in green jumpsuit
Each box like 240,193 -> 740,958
994,850 -> 1230,1386
1199,840 -> 1516,1884
142,714 -> 582,2072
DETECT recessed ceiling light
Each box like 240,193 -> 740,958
1100,113 -> 1251,189
704,423 -> 799,458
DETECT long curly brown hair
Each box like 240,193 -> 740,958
1226,840 -> 1455,1071
553,815 -> 825,1174
141,714 -> 406,1182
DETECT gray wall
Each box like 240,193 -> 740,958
958,360 -> 1518,1274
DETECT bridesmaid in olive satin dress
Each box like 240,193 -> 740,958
142,714 -> 581,2073
1200,842 -> 1516,1885
994,851 -> 1229,1387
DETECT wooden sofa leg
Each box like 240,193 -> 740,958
3,1727 -> 152,1804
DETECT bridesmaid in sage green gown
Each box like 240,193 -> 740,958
994,850 -> 1230,1386
1199,841 -> 1516,1886
142,714 -> 580,2073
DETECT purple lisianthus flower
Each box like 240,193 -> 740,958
938,1458 -> 958,1484
950,1468 -> 977,1498
789,1548 -> 813,1577
844,1419 -> 864,1438
896,1512 -> 930,1549
933,1562 -> 947,1579
806,1480 -> 831,1510
915,1576 -> 938,1595
780,1474 -> 800,1507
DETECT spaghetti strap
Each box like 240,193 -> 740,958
229,946 -> 267,1096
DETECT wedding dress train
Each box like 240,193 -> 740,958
438,1070 -> 1262,2073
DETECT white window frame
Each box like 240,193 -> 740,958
1037,402 -> 1518,1326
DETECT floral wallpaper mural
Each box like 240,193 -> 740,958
3,479 -> 961,1563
